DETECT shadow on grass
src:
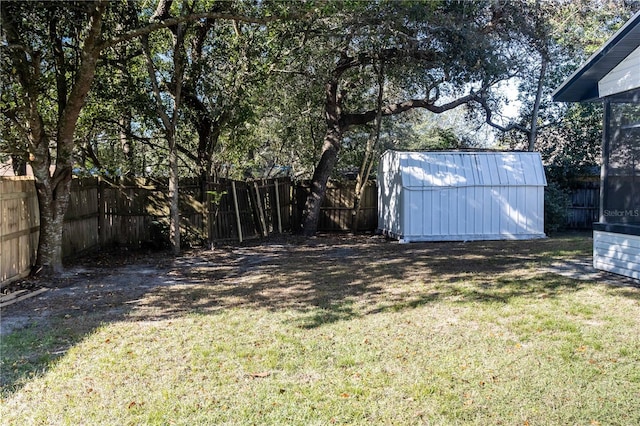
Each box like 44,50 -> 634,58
1,232 -> 635,395
366,274 -> 584,316
117,233 -> 612,333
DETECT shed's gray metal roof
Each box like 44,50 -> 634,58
552,10 -> 640,102
384,151 -> 547,188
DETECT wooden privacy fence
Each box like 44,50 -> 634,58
0,177 -> 39,285
0,173 -> 599,286
566,180 -> 600,230
76,176 -> 296,249
0,176 -> 297,286
293,181 -> 378,232
203,178 -> 294,242
1,176 -> 379,285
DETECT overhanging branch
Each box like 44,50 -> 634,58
341,92 -> 482,130
475,95 -> 530,134
99,11 -> 299,51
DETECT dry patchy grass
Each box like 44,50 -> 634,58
1,233 -> 639,425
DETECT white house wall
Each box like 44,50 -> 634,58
598,45 -> 640,97
594,231 -> 640,279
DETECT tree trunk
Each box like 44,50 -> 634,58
24,1 -> 106,275
33,172 -> 72,275
168,134 -> 181,255
29,112 -> 75,275
301,77 -> 343,236
301,125 -> 342,236
528,55 -> 548,151
141,4 -> 186,256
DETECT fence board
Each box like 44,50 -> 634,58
295,181 -> 378,232
0,177 -> 39,286
208,180 -> 238,241
100,178 -> 153,248
566,181 -> 600,230
63,177 -> 99,255
237,180 -> 261,240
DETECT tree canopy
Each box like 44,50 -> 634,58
1,0 -> 638,274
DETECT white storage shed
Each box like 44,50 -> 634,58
377,150 -> 547,242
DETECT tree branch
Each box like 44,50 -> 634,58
475,95 -> 530,135
99,11 -> 295,51
335,47 -> 439,76
341,93 -> 481,130
141,34 -> 173,132
136,136 -> 199,165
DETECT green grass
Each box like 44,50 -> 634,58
2,234 -> 640,425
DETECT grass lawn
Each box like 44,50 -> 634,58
1,233 -> 639,425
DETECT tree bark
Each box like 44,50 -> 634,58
301,125 -> 342,236
301,80 -> 342,236
528,56 -> 548,152
32,174 -> 71,275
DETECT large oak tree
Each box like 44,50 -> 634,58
0,0 -> 286,274
293,1 -> 523,235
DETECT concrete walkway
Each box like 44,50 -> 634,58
543,257 -> 639,287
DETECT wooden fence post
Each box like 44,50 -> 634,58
274,179 -> 282,234
231,180 -> 243,243
254,181 -> 268,237
97,177 -> 105,247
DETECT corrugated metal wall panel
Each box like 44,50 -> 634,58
514,187 -> 526,233
481,187 -> 493,235
506,187 -> 517,235
378,150 -> 407,238
399,186 -> 546,241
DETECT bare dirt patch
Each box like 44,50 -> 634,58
1,232 -> 636,338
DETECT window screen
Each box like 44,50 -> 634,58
603,97 -> 640,224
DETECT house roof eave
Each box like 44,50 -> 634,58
552,10 -> 640,103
